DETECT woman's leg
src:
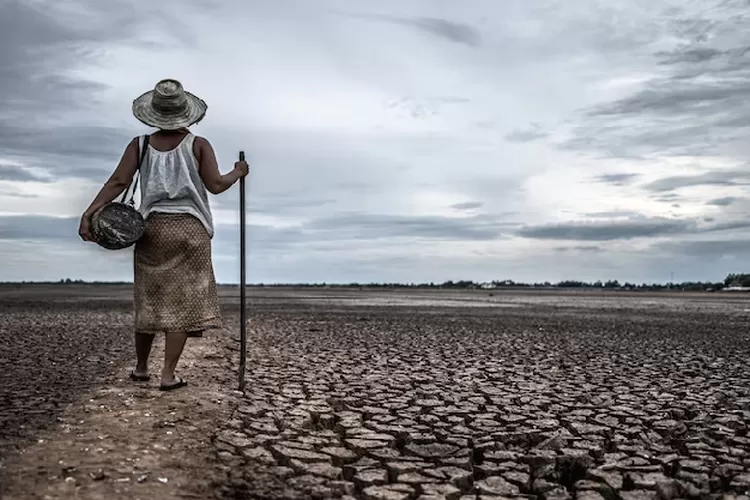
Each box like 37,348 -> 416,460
162,332 -> 189,386
134,333 -> 155,377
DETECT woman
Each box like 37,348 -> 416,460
78,78 -> 248,391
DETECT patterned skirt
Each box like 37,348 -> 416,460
133,213 -> 222,336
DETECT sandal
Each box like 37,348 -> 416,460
129,371 -> 151,382
159,377 -> 188,392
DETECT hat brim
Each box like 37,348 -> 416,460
132,90 -> 207,130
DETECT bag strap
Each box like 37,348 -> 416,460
121,134 -> 150,205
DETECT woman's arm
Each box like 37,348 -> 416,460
79,138 -> 140,241
195,136 -> 248,194
83,138 -> 140,218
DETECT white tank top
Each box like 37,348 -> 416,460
136,133 -> 214,237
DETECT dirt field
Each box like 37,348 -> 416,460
1,286 -> 750,499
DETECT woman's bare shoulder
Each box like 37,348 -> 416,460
193,135 -> 215,148
191,135 -> 215,163
123,136 -> 138,155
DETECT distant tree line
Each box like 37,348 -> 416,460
0,279 -> 131,285
2,274 -> 750,291
246,279 -> 725,291
723,273 -> 750,287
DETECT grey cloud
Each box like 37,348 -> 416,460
561,122 -> 723,160
702,220 -> 750,233
0,123 -> 137,181
653,193 -> 682,202
0,164 -> 50,183
707,196 -> 742,206
643,170 -> 750,192
518,213 -> 750,241
0,188 -> 37,199
594,173 -> 640,186
0,119 -> 133,154
588,80 -> 750,118
1,2 -> 76,49
655,47 -> 725,65
0,1 -> 153,118
0,215 -> 79,241
0,1 -> 207,182
583,210 -> 642,218
307,212 -> 509,241
656,238 -> 750,258
213,211 -> 515,265
505,124 -> 548,143
332,181 -> 377,193
215,224 -> 307,253
399,17 -> 482,47
555,245 -> 604,253
451,202 -> 483,211
355,14 -> 481,47
1,5 -> 100,123
561,1 -> 750,160
202,191 -> 337,216
518,217 -> 690,241
0,3 -> 125,181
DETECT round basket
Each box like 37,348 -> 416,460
91,202 -> 145,250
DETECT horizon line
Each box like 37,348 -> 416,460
0,279 -> 734,287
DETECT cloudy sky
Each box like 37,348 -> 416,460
2,0 -> 750,284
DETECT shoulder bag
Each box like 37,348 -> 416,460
91,135 -> 151,250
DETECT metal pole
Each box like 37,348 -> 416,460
238,151 -> 247,392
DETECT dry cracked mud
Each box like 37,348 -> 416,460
2,286 -> 750,500
212,292 -> 750,500
0,286 -> 136,462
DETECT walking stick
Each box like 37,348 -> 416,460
238,151 -> 247,392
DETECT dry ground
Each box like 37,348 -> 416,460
0,285 -> 243,499
1,286 -> 750,499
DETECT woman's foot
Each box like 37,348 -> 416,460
159,376 -> 188,391
129,370 -> 150,382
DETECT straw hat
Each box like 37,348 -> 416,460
132,79 -> 207,130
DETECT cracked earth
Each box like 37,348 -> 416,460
214,291 -> 750,500
2,287 -> 750,500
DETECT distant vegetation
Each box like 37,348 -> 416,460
3,274 -> 750,291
